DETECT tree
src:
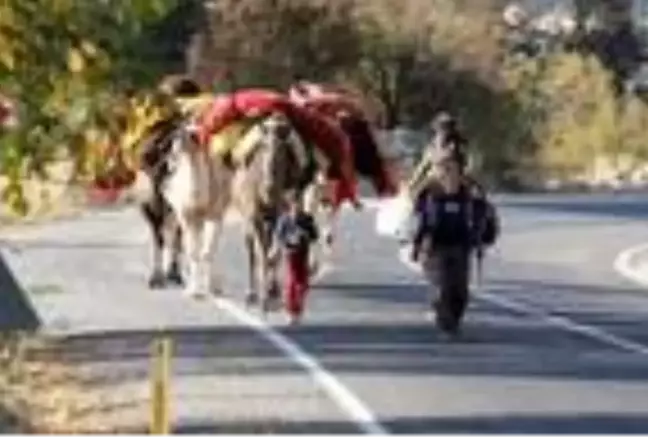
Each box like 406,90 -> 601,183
200,0 -> 363,89
0,0 -> 189,214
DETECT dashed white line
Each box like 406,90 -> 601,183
397,246 -> 648,357
211,297 -> 388,435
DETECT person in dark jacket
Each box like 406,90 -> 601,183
410,146 -> 498,337
271,191 -> 320,324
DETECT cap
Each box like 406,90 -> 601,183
430,111 -> 457,131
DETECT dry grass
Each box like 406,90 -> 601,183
0,333 -> 81,433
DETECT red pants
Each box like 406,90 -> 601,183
284,251 -> 310,316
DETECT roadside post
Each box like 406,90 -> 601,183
150,335 -> 172,434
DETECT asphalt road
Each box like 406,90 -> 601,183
2,193 -> 648,433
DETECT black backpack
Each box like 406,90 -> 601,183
478,201 -> 500,247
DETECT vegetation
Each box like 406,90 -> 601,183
0,0 -> 200,215
2,0 -> 648,215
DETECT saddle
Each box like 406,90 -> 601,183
208,119 -> 254,162
207,116 -> 312,180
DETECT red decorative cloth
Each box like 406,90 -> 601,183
288,84 -> 398,198
193,88 -> 358,206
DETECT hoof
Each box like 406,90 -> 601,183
262,296 -> 281,314
285,313 -> 302,326
245,292 -> 259,307
268,282 -> 281,300
209,276 -> 225,296
148,272 -> 166,289
165,270 -> 185,287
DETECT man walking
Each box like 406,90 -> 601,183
410,147 -> 499,337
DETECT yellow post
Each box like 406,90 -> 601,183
150,336 -> 172,434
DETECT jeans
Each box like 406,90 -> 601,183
423,246 -> 471,332
284,250 -> 310,316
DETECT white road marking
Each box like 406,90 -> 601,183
397,248 -> 648,357
210,297 -> 388,435
613,243 -> 648,288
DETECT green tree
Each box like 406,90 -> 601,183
201,0 -> 363,89
0,0 -> 191,214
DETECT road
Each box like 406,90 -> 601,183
2,193 -> 648,433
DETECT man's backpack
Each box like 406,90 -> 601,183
478,201 -> 500,247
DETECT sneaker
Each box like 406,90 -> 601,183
286,312 -> 302,326
434,302 -> 454,333
439,326 -> 462,342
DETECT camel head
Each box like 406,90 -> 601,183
253,111 -> 302,206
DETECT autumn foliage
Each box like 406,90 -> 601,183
2,0 -> 648,214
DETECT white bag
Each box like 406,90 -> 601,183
375,192 -> 415,240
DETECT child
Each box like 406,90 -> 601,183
272,191 -> 319,324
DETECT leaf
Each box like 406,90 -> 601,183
66,47 -> 85,73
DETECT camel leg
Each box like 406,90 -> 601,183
244,231 -> 259,306
181,218 -> 206,298
141,203 -> 166,289
312,203 -> 335,271
323,205 -> 337,256
245,221 -> 276,312
262,250 -> 282,314
201,218 -> 224,296
263,260 -> 281,313
165,224 -> 184,286
258,220 -> 281,314
302,184 -> 323,276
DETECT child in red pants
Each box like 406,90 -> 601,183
272,191 -> 319,324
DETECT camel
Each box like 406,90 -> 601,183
138,111 -> 311,311
134,116 -> 186,289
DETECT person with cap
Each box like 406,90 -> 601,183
406,111 -> 470,202
410,145 -> 499,337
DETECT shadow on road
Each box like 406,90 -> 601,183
42,304 -> 648,385
122,411 -> 648,434
382,412 -> 648,434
